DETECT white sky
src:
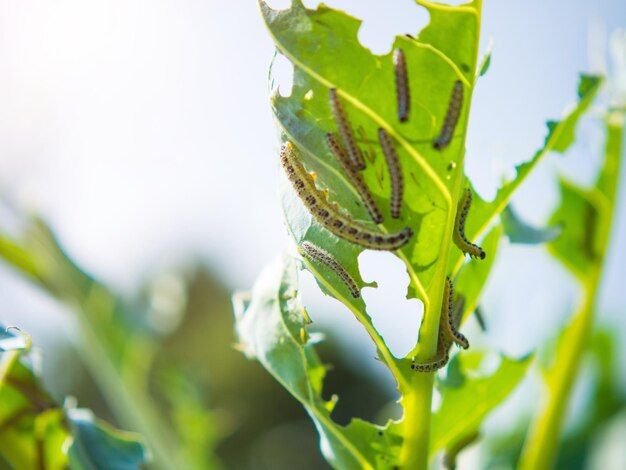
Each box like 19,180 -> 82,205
0,0 -> 625,384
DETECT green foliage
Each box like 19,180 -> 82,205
431,352 -> 532,453
0,219 -> 217,469
0,326 -> 146,469
520,110 -> 624,469
501,206 -> 562,245
235,1 -> 604,468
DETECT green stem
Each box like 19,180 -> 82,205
518,274 -> 598,470
399,374 -> 435,470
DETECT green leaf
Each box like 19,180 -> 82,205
233,255 -> 401,469
477,41 -> 492,78
501,205 -> 562,245
67,409 -> 147,470
264,0 -> 481,316
457,74 -> 602,271
547,180 -> 605,279
430,351 -> 533,454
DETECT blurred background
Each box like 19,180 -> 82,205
0,1 -> 625,469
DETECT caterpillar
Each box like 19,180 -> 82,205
329,88 -> 366,171
326,133 -> 383,224
441,277 -> 469,349
299,241 -> 361,298
411,277 -> 469,372
393,48 -> 410,123
453,188 -> 486,259
411,330 -> 450,372
280,142 -> 413,250
433,80 -> 464,150
377,128 -> 404,219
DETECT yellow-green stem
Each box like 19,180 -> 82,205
399,374 -> 435,469
519,273 -> 599,469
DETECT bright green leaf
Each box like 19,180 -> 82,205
233,255 -> 400,469
430,352 -> 533,454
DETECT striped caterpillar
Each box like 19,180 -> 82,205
453,188 -> 486,259
393,48 -> 409,123
280,142 -> 413,250
411,277 -> 469,372
433,80 -> 464,150
326,133 -> 383,224
441,277 -> 469,349
377,128 -> 404,219
298,241 -> 360,298
329,88 -> 366,171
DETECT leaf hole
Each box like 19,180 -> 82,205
358,251 -> 422,358
302,0 -> 428,55
269,52 -> 294,98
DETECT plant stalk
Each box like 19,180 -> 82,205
518,275 -> 598,470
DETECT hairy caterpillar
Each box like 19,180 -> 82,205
280,142 -> 413,250
411,277 -> 469,372
441,277 -> 469,349
433,80 -> 464,150
393,48 -> 409,123
299,241 -> 361,298
453,188 -> 486,259
326,133 -> 383,224
411,329 -> 450,372
377,128 -> 404,219
329,88 -> 366,171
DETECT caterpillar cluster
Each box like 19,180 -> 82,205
453,188 -> 486,259
433,80 -> 464,150
329,88 -> 366,171
280,142 -> 413,251
411,277 -> 469,372
377,128 -> 404,219
299,241 -> 361,298
393,48 -> 409,123
326,133 -> 383,224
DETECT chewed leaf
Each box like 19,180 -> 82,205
233,255 -> 401,469
67,409 -> 147,470
455,74 -> 602,270
265,0 -> 482,311
501,205 -> 562,245
430,351 -> 533,455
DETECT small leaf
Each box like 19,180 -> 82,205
501,205 -> 562,245
233,255 -> 399,469
430,352 -> 533,454
66,409 -> 147,470
477,40 -> 493,78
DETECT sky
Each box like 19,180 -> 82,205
0,0 -> 625,387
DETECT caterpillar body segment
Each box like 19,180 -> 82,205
453,188 -> 486,259
326,133 -> 383,224
280,142 -> 413,251
393,48 -> 410,123
433,80 -> 464,150
441,278 -> 469,349
377,128 -> 404,219
411,331 -> 450,372
299,242 -> 360,298
329,88 -> 366,171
